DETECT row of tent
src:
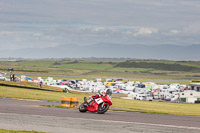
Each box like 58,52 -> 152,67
21,76 -> 72,86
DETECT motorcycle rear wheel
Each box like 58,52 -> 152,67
97,104 -> 109,114
79,103 -> 87,113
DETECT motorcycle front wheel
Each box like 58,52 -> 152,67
79,103 -> 87,113
97,104 -> 109,114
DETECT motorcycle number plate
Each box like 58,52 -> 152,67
95,98 -> 103,104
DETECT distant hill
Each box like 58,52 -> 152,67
1,44 -> 200,61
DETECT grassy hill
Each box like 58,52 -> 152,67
0,60 -> 200,83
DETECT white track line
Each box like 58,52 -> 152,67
1,113 -> 200,130
69,117 -> 200,130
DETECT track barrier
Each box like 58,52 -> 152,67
61,97 -> 71,107
70,97 -> 79,107
61,97 -> 79,107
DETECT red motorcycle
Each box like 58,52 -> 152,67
79,90 -> 112,114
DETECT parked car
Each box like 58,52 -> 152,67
0,73 -> 6,81
0,77 -> 5,81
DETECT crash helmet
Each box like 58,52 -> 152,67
106,89 -> 112,96
98,90 -> 106,96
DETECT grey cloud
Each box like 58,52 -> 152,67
0,0 -> 200,58
183,23 -> 200,36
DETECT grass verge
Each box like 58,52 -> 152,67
0,129 -> 46,133
1,81 -> 200,116
41,105 -> 77,109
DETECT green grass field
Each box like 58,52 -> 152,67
1,60 -> 200,81
1,81 -> 200,116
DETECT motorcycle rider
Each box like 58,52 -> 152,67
86,89 -> 112,106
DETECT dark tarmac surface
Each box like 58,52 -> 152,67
0,98 -> 200,133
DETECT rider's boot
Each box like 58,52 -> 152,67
83,97 -> 90,106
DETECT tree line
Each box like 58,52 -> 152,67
114,61 -> 199,71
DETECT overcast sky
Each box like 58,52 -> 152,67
0,0 -> 200,51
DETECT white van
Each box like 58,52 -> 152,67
0,73 -> 6,81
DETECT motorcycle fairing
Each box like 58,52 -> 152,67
86,100 -> 99,112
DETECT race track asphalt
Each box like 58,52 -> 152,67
0,98 -> 200,133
